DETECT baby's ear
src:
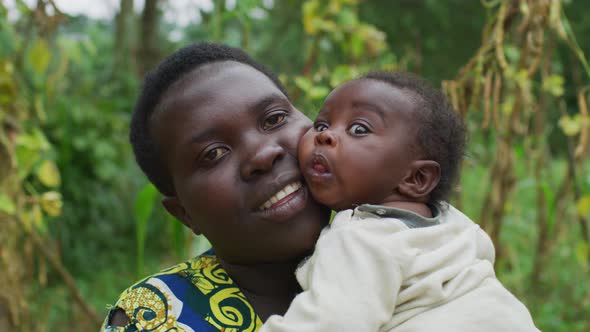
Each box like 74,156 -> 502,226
162,196 -> 202,235
398,160 -> 441,199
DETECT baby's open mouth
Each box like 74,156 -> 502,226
312,162 -> 328,173
310,154 -> 331,174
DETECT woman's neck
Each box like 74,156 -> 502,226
218,258 -> 302,321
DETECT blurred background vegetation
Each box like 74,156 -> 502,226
0,0 -> 589,330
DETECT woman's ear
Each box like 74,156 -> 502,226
162,196 -> 202,235
397,160 -> 441,199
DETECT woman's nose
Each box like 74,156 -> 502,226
315,130 -> 337,146
240,141 -> 285,180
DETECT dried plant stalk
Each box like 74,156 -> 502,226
575,89 -> 589,160
483,71 -> 493,128
492,71 -> 502,128
495,1 -> 510,70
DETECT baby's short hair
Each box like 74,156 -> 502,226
362,71 -> 466,205
130,43 -> 288,196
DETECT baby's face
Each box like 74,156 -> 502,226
298,79 -> 421,211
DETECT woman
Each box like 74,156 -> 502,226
101,43 -> 329,331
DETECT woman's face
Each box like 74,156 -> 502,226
151,61 -> 329,264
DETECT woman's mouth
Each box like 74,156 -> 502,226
258,181 -> 302,211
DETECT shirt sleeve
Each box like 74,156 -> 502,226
260,210 -> 407,332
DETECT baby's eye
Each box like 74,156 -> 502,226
348,123 -> 370,136
262,112 -> 287,130
314,122 -> 328,132
203,146 -> 229,162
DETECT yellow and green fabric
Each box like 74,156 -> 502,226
101,250 -> 262,332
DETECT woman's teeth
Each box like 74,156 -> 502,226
259,181 -> 302,211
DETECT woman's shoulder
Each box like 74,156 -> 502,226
101,249 -> 263,332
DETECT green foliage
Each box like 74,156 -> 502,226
2,0 -> 590,331
134,183 -> 158,278
0,192 -> 16,214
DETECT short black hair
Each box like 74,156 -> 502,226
130,43 -> 288,196
361,71 -> 466,206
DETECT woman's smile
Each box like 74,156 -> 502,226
257,180 -> 302,211
254,180 -> 309,222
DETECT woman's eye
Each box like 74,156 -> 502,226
203,147 -> 228,162
314,123 -> 328,132
262,112 -> 287,130
348,123 -> 370,136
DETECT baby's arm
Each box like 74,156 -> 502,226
260,210 -> 404,332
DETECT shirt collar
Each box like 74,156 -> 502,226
353,203 -> 442,228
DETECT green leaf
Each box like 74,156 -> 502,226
515,69 -> 530,88
0,193 -> 15,215
576,196 -> 590,218
504,44 -> 520,62
16,1 -> 30,15
28,39 -> 51,75
0,17 -> 16,57
350,33 -> 364,58
134,183 -> 158,226
574,241 -> 588,269
558,115 -> 581,136
501,96 -> 515,115
542,74 -> 565,97
329,65 -> 355,87
93,141 -> 116,159
17,129 -> 50,150
170,214 -> 186,260
59,36 -> 82,65
36,160 -> 61,188
336,8 -> 358,29
15,129 -> 51,179
15,145 -> 38,179
294,76 -> 313,92
34,95 -> 46,122
193,235 -> 212,256
303,0 -> 320,35
32,204 -> 44,232
40,191 -> 63,217
309,85 -> 330,100
541,180 -> 556,232
329,210 -> 337,223
359,24 -> 387,56
134,183 -> 158,277
81,37 -> 97,57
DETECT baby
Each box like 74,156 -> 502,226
261,72 -> 540,331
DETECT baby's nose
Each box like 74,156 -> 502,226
315,130 -> 337,146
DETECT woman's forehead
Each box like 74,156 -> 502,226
157,61 -> 284,116
150,62 -> 292,148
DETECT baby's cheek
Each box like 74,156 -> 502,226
297,128 -> 315,166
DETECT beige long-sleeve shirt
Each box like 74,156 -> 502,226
261,204 -> 540,332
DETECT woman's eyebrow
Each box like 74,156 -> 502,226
184,93 -> 288,146
248,93 -> 288,113
187,127 -> 216,146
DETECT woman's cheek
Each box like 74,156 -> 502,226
185,173 -> 234,217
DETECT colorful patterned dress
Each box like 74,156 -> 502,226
101,250 -> 263,332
